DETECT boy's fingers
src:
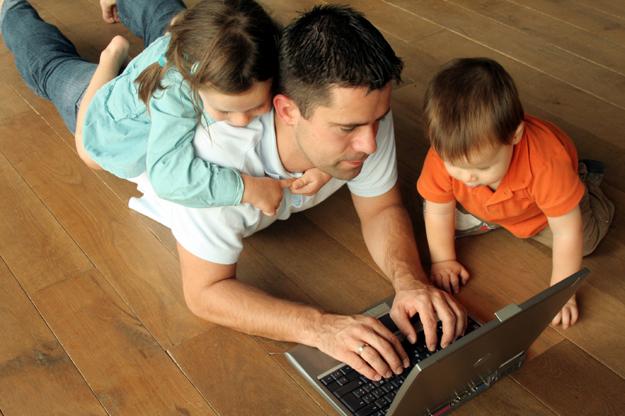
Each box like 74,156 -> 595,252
450,275 -> 460,294
460,267 -> 470,284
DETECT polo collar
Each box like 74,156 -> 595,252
485,132 -> 532,205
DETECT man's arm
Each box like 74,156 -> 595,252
351,184 -> 467,351
177,242 -> 409,380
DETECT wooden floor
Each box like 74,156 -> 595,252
1,0 -> 624,414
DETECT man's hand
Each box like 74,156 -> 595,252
551,295 -> 579,329
390,279 -> 466,352
100,0 -> 120,23
241,174 -> 293,216
430,260 -> 470,294
314,314 -> 410,381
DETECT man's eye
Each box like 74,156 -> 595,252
341,126 -> 356,132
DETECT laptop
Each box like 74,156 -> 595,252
286,268 -> 589,416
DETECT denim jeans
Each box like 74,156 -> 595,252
0,0 -> 184,133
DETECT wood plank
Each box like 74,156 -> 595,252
455,377 -> 556,416
514,339 -> 625,415
247,214 -> 393,315
0,110 -> 205,348
33,269 -> 216,415
387,0 -> 625,110
170,327 -> 328,416
452,0 -> 625,75
574,0 -> 625,21
0,133 -> 92,293
514,0 -> 625,46
0,258 -> 106,416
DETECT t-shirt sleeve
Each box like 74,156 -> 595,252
347,112 -> 398,197
416,148 -> 455,203
532,149 -> 585,217
146,72 -> 244,208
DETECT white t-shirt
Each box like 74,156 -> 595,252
129,110 -> 398,264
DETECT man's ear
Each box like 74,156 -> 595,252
511,121 -> 525,145
273,94 -> 301,125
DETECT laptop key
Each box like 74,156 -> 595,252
333,379 -> 364,397
340,393 -> 367,413
354,402 -> 380,416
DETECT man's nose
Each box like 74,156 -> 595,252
352,125 -> 378,154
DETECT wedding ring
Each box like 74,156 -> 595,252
356,343 -> 369,356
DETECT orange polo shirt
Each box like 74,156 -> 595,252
417,115 -> 585,238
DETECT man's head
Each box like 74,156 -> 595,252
423,57 -> 525,188
274,5 -> 403,180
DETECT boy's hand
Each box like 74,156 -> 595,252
430,260 -> 470,294
241,175 -> 293,216
551,295 -> 578,329
100,0 -> 120,23
290,168 -> 331,196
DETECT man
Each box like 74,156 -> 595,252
2,0 -> 466,381
129,5 -> 466,382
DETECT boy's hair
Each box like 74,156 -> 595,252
136,0 -> 281,111
279,5 -> 403,118
423,57 -> 524,161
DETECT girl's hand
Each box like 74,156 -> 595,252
291,168 -> 332,196
551,295 -> 579,329
100,0 -> 120,23
241,175 -> 293,216
430,260 -> 470,294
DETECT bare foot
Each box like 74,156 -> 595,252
100,35 -> 129,69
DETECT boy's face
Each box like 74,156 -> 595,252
442,122 -> 524,189
443,143 -> 514,189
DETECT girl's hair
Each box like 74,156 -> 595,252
423,57 -> 524,162
136,0 -> 281,113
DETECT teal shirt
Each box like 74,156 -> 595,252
82,34 -> 244,208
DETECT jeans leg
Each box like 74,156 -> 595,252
116,0 -> 185,47
1,0 -> 95,133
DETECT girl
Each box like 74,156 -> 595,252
2,0 -> 329,217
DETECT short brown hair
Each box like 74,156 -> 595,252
423,57 -> 524,161
279,5 -> 403,118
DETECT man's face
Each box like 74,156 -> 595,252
292,83 -> 392,180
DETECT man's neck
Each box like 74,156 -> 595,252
273,112 -> 314,174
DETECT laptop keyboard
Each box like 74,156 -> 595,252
319,316 -> 481,416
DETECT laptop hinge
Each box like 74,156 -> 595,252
494,304 -> 522,322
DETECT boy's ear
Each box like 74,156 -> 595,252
273,94 -> 301,126
511,121 -> 525,145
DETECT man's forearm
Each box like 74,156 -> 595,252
360,203 -> 429,289
193,277 -> 325,346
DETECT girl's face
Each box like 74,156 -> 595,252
199,80 -> 272,127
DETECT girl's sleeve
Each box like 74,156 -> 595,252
145,76 -> 244,208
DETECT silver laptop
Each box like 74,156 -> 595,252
286,268 -> 589,416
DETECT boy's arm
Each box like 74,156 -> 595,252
424,200 -> 470,294
424,200 -> 457,263
546,206 -> 583,327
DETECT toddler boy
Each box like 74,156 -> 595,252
417,58 -> 614,328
